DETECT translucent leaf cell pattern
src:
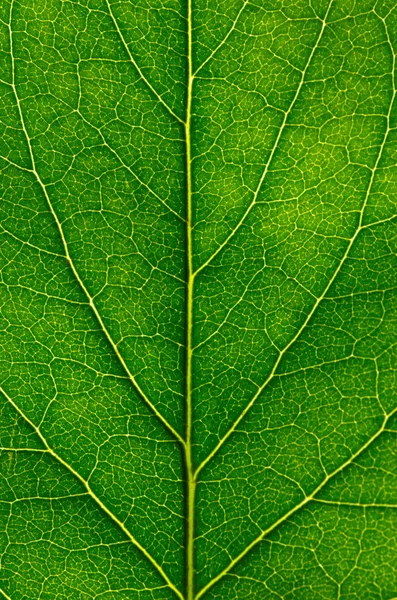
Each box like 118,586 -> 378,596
1,0 -> 397,598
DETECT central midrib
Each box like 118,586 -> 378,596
184,0 -> 195,597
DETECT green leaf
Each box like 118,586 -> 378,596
1,0 -> 397,598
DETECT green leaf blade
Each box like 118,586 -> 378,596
1,0 -> 397,599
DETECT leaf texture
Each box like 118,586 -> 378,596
1,0 -> 397,598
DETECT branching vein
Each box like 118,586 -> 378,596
7,0 -> 184,448
194,9 -> 397,596
0,387 -> 184,600
194,0 -> 395,480
196,403 -> 397,599
193,0 -> 249,77
193,1 -> 334,277
103,0 -> 185,125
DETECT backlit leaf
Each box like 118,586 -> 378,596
1,0 -> 397,598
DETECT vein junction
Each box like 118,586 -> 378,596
1,0 -> 397,599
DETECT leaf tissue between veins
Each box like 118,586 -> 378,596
1,1 -> 397,599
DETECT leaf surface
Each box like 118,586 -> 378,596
1,0 -> 397,598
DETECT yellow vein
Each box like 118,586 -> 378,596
184,0 -> 195,598
193,2 -> 333,277
0,387 -> 184,600
103,0 -> 185,125
192,267 -> 316,353
7,2 -> 184,448
71,72 -> 185,223
0,448 -> 48,452
0,588 -> 13,600
195,403 -> 397,599
313,499 -> 397,509
362,214 -> 397,230
192,268 -> 263,352
0,225 -> 66,258
193,0 -> 249,77
0,154 -> 34,173
194,0 -> 396,480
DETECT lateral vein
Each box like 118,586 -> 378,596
71,72 -> 185,223
193,1 -> 334,277
103,0 -> 185,125
0,387 -> 184,600
195,403 -> 397,599
194,0 -> 395,480
313,499 -> 397,509
194,11 -> 396,595
0,587 -> 13,600
193,0 -> 249,77
7,1 -> 184,448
